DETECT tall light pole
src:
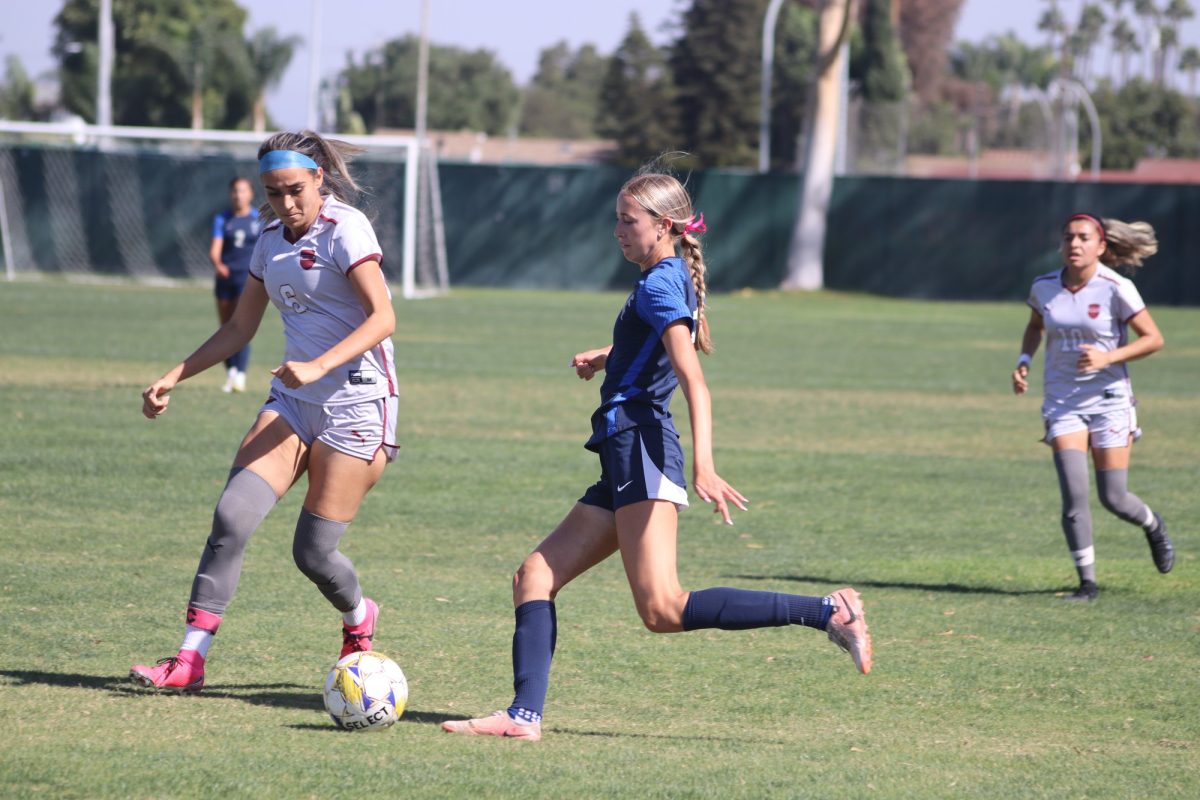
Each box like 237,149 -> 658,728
415,0 -> 431,143
307,0 -> 322,130
97,0 -> 114,127
758,0 -> 787,173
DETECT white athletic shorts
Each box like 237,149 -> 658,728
1043,405 -> 1140,449
260,389 -> 399,462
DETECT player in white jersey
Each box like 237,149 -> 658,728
131,131 -> 399,692
1012,214 -> 1174,602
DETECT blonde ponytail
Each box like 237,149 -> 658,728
620,170 -> 713,354
1100,218 -> 1158,275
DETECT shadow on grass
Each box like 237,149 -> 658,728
0,669 -> 322,711
729,574 -> 1056,597
551,727 -> 785,745
287,709 -> 462,733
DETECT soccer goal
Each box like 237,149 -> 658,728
0,120 -> 448,299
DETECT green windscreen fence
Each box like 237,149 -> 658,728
2,143 -> 1196,305
439,164 -> 1200,305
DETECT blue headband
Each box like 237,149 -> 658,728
258,149 -> 319,173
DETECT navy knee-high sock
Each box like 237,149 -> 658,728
508,600 -> 556,724
683,587 -> 833,631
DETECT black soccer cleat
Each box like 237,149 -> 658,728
1144,513 -> 1175,574
1062,581 -> 1099,602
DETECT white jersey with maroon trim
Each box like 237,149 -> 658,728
1027,264 -> 1145,414
249,197 -> 396,406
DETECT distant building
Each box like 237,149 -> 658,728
377,128 -> 615,166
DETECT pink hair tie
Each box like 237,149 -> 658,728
683,212 -> 706,234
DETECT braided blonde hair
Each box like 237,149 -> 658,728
619,172 -> 713,354
256,130 -> 364,223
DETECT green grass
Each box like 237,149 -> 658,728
1,279 -> 1197,799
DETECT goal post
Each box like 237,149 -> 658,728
0,120 -> 447,298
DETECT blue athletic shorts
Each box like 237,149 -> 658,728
215,271 -> 248,301
579,426 -> 689,512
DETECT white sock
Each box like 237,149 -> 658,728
180,625 -> 214,658
342,597 -> 367,627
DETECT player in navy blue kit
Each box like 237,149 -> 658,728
443,171 -> 872,742
209,177 -> 261,392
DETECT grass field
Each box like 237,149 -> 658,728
1,279 -> 1197,799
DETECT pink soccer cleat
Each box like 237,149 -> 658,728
825,587 -> 872,675
340,597 -> 379,659
130,649 -> 206,693
441,711 -> 542,742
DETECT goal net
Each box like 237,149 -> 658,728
0,121 -> 448,299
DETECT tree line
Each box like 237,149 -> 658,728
2,0 -> 1199,170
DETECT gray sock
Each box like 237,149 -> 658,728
293,509 -> 362,613
190,467 -> 280,614
1053,450 -> 1096,584
1096,468 -> 1156,530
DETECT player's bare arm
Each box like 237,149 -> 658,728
662,321 -> 746,524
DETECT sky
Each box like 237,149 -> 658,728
5,1 -> 1200,130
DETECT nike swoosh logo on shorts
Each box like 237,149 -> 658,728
617,481 -> 633,492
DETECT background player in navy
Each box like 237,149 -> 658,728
131,131 -> 399,692
443,171 -> 872,742
209,177 -> 260,393
1013,214 -> 1173,602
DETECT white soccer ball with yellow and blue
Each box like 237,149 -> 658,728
323,650 -> 408,731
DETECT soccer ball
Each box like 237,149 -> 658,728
323,651 -> 408,731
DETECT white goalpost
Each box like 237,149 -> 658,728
0,120 -> 448,299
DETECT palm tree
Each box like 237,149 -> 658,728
1038,2 -> 1068,54
145,20 -> 248,129
1133,0 -> 1160,80
1157,24 -> 1179,84
1160,0 -> 1195,84
1106,0 -> 1130,79
1072,4 -> 1108,84
1111,18 -> 1142,82
246,27 -> 300,133
1178,44 -> 1200,93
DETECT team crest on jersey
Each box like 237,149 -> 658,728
1088,303 -> 1100,319
300,248 -> 316,270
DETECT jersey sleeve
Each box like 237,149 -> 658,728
1114,278 -> 1145,322
635,270 -> 694,338
211,212 -> 226,240
248,234 -> 267,282
330,213 -> 383,276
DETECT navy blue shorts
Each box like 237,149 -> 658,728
215,271 -> 248,301
579,426 -> 689,512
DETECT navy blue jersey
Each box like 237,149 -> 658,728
213,208 -> 261,274
586,257 -> 697,451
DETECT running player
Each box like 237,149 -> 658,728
442,171 -> 871,742
131,130 -> 399,692
209,177 -> 261,393
1012,213 -> 1174,602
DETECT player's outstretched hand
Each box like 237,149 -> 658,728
1076,343 -> 1110,374
271,360 -> 325,389
693,468 -> 749,526
570,348 -> 609,381
142,377 -> 174,419
1011,364 -> 1029,395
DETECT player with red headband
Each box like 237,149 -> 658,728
1012,213 -> 1174,602
441,169 -> 871,742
